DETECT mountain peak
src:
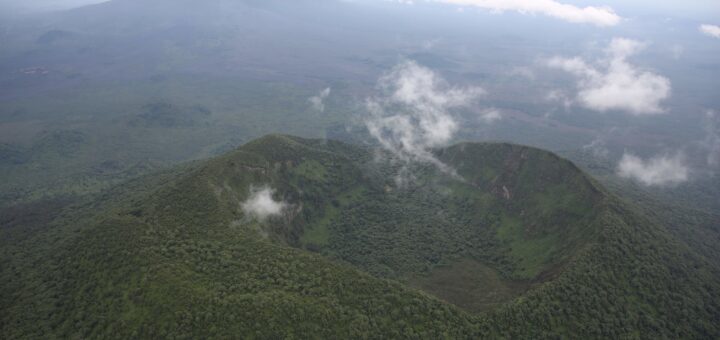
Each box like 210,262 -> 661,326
2,135 -> 719,338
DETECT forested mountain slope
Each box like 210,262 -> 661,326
1,135 -> 718,338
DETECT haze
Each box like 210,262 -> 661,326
2,0 -> 720,338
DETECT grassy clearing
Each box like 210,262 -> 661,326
409,258 -> 532,313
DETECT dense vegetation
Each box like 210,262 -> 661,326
0,78 -> 352,207
2,135 -> 719,338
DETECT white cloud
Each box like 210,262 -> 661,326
547,38 -> 671,115
241,186 -> 288,221
545,89 -> 573,110
308,87 -> 331,112
479,108 -> 502,123
508,66 -> 536,80
671,44 -> 684,60
617,153 -> 689,186
421,38 -> 441,50
439,0 -> 621,27
699,24 -> 720,38
365,60 -> 484,176
583,138 -> 609,159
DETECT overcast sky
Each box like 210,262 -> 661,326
380,0 -> 720,22
2,0 -> 718,19
0,0 -> 109,12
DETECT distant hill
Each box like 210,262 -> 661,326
1,135 -> 719,338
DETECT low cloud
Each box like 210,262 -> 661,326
583,138 -> 609,159
439,0 -> 621,27
508,66 -> 536,80
365,60 -> 484,178
671,44 -> 684,60
241,186 -> 288,221
421,38 -> 441,50
479,108 -> 502,123
309,87 -> 331,112
617,152 -> 689,186
547,38 -> 671,115
699,24 -> 720,39
545,89 -> 573,110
